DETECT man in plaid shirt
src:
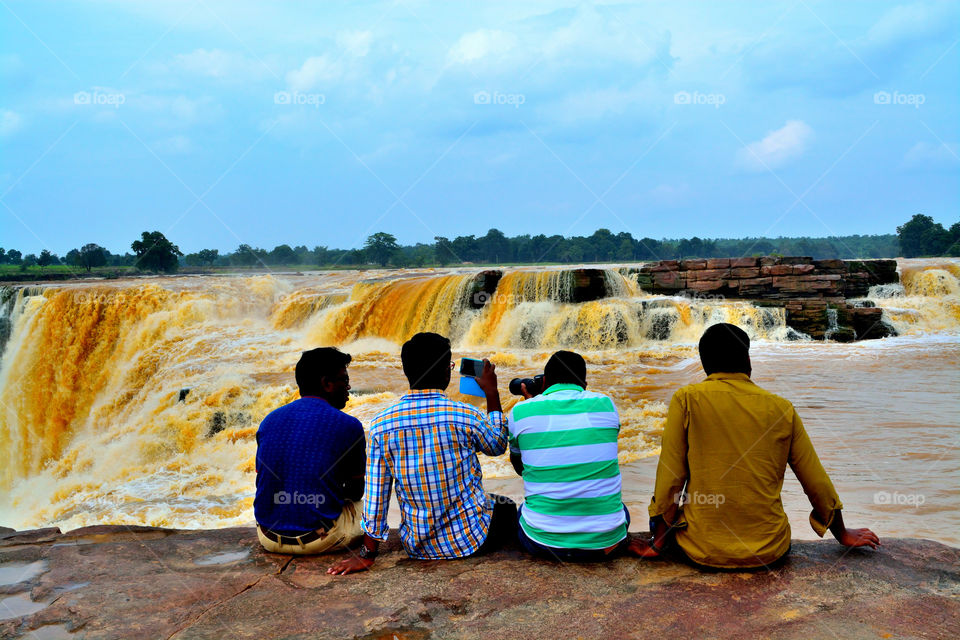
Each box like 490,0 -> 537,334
329,332 -> 515,574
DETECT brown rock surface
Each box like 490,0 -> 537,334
0,526 -> 957,639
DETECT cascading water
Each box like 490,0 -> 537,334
864,261 -> 960,334
0,260 -> 957,532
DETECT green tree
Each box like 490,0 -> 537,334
184,249 -> 219,268
269,244 -> 297,265
588,229 -> 616,262
37,249 -> 58,269
480,228 -> 511,264
22,253 -> 37,267
364,232 -> 400,267
77,244 -> 108,271
6,249 -> 23,265
131,231 -> 183,273
197,249 -> 219,267
231,244 -> 259,267
897,214 -> 951,257
433,236 -> 456,266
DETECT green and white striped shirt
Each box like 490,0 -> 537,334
508,383 -> 627,549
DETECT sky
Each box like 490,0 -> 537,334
1,0 -> 958,255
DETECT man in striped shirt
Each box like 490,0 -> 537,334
508,350 -> 630,561
328,332 -> 515,575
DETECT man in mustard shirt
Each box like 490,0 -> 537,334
631,323 -> 880,569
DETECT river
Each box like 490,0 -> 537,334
0,259 -> 957,545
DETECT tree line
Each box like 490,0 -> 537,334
1,214 -> 955,275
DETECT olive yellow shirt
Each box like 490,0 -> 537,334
649,372 -> 842,568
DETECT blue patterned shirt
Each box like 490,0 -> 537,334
362,389 -> 508,559
254,397 -> 365,534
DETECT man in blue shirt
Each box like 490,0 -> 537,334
255,347 -> 366,554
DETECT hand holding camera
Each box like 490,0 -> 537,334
509,374 -> 544,398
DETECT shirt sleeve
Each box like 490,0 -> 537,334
649,389 -> 690,519
361,430 -> 392,542
335,419 -> 367,499
471,408 -> 508,456
340,419 -> 366,476
787,408 -> 843,537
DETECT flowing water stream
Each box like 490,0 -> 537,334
0,259 -> 956,544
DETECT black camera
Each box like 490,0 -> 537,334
509,374 -> 544,397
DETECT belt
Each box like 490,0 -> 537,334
259,525 -> 328,546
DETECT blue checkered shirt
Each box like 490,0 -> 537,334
362,389 -> 508,559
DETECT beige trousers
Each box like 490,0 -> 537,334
257,500 -> 364,555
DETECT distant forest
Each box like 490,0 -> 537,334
1,214 -> 957,275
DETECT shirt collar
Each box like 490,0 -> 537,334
403,388 -> 447,399
542,383 -> 585,395
705,372 -> 752,381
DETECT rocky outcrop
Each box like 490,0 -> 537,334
468,270 -> 503,308
630,257 -> 899,340
1,525 -> 957,639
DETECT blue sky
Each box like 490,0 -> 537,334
1,0 -> 958,255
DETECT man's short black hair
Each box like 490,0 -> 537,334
295,347 -> 351,395
544,350 -> 587,388
401,332 -> 451,390
698,323 -> 751,376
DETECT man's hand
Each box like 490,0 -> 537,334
520,382 -> 533,400
327,555 -> 374,575
627,536 -> 662,559
828,510 -> 880,550
476,358 -> 502,413
475,358 -> 498,395
836,527 -> 881,549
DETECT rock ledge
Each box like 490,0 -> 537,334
0,526 -> 957,639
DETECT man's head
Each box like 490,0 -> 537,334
295,347 -> 352,409
401,332 -> 452,390
698,323 -> 751,376
543,350 -> 587,389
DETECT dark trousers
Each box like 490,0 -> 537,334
468,494 -> 518,557
517,504 -> 631,562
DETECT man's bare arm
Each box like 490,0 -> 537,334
510,451 -> 524,476
828,510 -> 881,549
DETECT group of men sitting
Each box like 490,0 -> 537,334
253,324 -> 879,574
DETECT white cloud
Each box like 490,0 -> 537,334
737,120 -> 813,172
448,29 -> 517,64
0,109 -> 22,136
286,55 -> 341,91
135,94 -> 224,127
170,48 -> 260,80
903,141 -> 959,168
866,2 -> 954,48
337,30 -> 372,57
